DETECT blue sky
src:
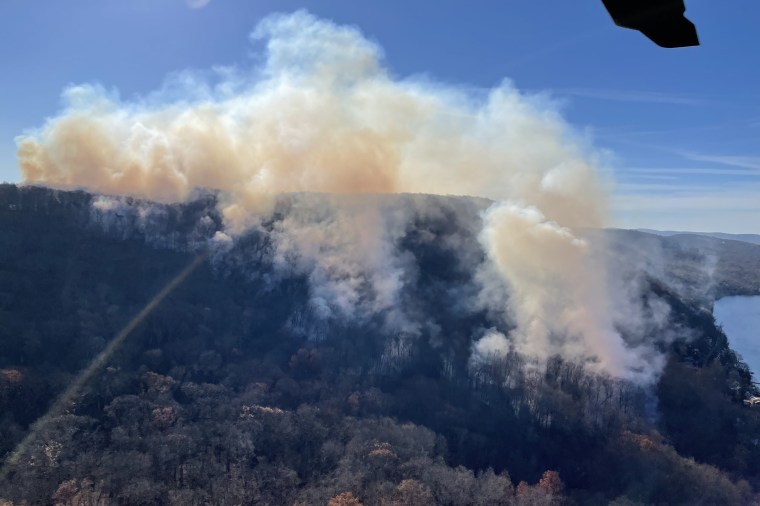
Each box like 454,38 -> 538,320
1,0 -> 758,232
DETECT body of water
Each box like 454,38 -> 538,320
714,296 -> 760,379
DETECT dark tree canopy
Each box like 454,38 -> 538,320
0,185 -> 758,505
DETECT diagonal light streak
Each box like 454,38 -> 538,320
0,251 -> 210,480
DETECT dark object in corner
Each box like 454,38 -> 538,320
602,0 -> 699,48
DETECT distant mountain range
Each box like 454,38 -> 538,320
636,229 -> 760,246
605,228 -> 760,302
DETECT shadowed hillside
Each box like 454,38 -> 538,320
1,184 -> 759,505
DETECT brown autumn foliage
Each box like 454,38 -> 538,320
328,491 -> 363,506
1,186 -> 759,505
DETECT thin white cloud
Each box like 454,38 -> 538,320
684,153 -> 760,170
612,171 -> 760,231
186,0 -> 211,9
623,175 -> 678,181
614,183 -> 760,212
556,88 -> 709,106
595,123 -> 735,140
623,167 -> 760,177
613,208 -> 760,235
595,141 -> 760,174
615,182 -> 700,192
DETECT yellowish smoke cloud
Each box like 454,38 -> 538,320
17,11 -> 659,381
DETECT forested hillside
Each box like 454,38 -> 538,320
1,184 -> 759,505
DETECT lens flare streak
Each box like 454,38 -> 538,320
0,252 -> 209,479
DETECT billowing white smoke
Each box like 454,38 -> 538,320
268,194 -> 419,335
470,330 -> 511,365
478,205 -> 656,378
16,11 -> 657,381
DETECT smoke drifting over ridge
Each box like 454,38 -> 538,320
18,11 -> 606,228
17,11 -> 657,381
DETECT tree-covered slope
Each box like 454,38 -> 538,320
1,185 -> 759,505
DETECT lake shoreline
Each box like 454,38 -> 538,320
714,296 -> 760,380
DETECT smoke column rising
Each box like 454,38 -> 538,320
16,11 -> 655,381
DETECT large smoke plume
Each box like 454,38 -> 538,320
17,11 -> 657,381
